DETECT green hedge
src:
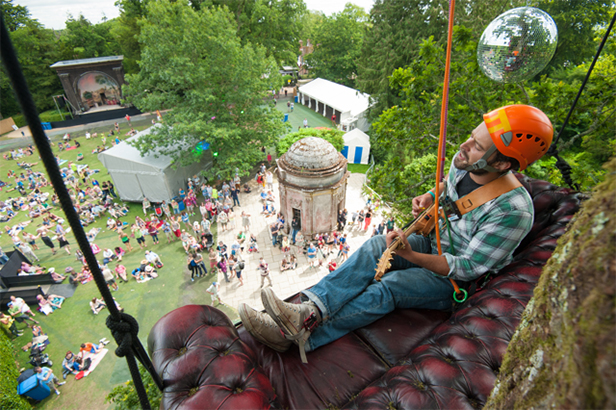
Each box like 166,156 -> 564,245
0,332 -> 31,410
10,110 -> 70,129
11,114 -> 26,128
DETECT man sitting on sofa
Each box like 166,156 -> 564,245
239,105 -> 554,363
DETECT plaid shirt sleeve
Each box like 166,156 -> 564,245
434,165 -> 534,282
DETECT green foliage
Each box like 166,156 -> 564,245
191,0 -> 307,66
367,23 -> 614,216
110,0 -> 149,74
368,153 -> 441,221
0,332 -> 31,410
298,10 -> 325,43
305,3 -> 368,87
124,0 -> 288,180
39,109 -> 71,123
276,127 -> 345,156
11,114 -> 26,128
0,0 -> 31,32
106,364 -> 162,410
59,14 -> 122,60
0,18 -> 63,116
531,0 -> 614,76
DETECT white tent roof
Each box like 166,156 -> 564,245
98,125 -> 171,171
343,128 -> 370,147
298,78 -> 372,117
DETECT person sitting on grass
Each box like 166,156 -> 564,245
7,301 -> 39,327
47,267 -> 66,283
114,246 -> 125,261
62,351 -> 81,379
115,264 -> 128,282
90,297 -> 107,315
9,296 -> 36,317
145,250 -> 162,267
1,312 -> 23,337
102,248 -> 116,265
36,294 -> 64,315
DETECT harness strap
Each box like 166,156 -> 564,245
455,172 -> 522,215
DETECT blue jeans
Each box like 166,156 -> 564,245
0,254 -> 8,265
291,229 -> 298,244
232,196 -> 240,207
302,234 -> 454,351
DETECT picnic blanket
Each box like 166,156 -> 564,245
65,146 -> 77,151
79,349 -> 108,379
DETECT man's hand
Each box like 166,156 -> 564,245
385,229 -> 414,261
412,192 -> 434,218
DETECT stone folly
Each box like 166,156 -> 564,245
277,137 -> 349,237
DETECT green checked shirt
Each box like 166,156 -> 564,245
431,161 -> 534,282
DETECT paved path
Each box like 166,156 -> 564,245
216,171 -> 385,312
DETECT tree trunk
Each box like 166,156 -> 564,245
484,158 -> 616,409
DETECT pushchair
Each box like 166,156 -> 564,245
28,345 -> 53,367
153,203 -> 163,218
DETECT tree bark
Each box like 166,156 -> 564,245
484,158 -> 616,409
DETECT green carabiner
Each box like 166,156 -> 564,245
453,288 -> 468,303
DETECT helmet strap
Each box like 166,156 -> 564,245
463,144 -> 499,173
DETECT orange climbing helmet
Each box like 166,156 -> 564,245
483,104 -> 553,171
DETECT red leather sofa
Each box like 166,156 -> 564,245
148,174 -> 581,409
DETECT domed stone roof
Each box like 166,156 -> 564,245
283,137 -> 341,170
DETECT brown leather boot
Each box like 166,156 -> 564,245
238,303 -> 292,352
261,287 -> 321,363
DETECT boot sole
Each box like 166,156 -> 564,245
238,303 -> 291,353
261,287 -> 301,337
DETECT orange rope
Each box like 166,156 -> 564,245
433,0 -> 462,296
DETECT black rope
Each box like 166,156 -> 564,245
0,15 -> 163,409
547,11 -> 616,190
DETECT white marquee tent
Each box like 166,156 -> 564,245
297,78 -> 373,132
342,128 -> 371,164
98,126 -> 211,202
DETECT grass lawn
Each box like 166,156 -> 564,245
274,96 -> 335,131
1,121 -> 236,409
347,164 -> 370,174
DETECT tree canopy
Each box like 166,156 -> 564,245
305,3 -> 369,88
190,0 -> 307,66
123,0 -> 288,180
367,25 -> 615,219
0,1 -> 63,117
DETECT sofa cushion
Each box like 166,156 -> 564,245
239,327 -> 389,409
148,305 -> 277,409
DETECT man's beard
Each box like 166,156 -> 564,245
453,150 -> 494,175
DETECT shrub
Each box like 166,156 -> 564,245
0,332 -> 31,410
106,364 -> 162,410
276,128 -> 345,156
12,114 -> 26,128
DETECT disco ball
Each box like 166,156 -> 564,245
477,7 -> 558,83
